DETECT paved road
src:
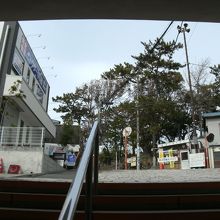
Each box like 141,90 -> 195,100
2,168 -> 220,183
98,169 -> 220,183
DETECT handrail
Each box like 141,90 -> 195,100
59,120 -> 99,220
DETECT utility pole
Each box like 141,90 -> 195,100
136,73 -> 140,170
177,23 -> 198,150
124,135 -> 128,170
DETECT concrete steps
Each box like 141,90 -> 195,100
1,179 -> 220,219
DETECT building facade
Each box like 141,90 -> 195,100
203,112 -> 220,168
0,21 -> 56,142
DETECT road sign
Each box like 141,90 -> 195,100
123,127 -> 132,137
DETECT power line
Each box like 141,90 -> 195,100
189,62 -> 211,68
187,22 -> 199,45
150,21 -> 174,53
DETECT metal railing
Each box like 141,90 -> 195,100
59,121 -> 99,220
0,126 -> 45,149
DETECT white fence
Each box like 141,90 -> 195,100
0,127 -> 45,149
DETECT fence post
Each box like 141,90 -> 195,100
29,127 -> 33,147
15,127 -> 20,147
40,127 -> 45,148
0,127 -> 4,147
21,127 -> 25,147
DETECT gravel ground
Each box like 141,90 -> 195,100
1,168 -> 220,183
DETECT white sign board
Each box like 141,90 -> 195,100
127,157 -> 136,167
189,153 -> 205,168
158,156 -> 178,163
44,143 -> 63,156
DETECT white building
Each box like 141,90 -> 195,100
0,21 -> 56,146
203,112 -> 220,168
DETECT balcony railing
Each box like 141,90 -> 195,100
0,126 -> 45,149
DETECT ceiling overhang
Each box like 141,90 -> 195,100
0,0 -> 220,22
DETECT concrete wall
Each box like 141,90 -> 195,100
3,75 -> 56,137
0,149 -> 65,174
0,149 -> 43,174
42,154 -> 65,173
0,22 -> 4,38
206,117 -> 220,145
0,22 -> 19,102
2,101 -> 20,126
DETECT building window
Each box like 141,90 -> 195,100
26,69 -> 30,84
36,85 -> 44,104
181,152 -> 188,160
20,120 -> 24,127
12,49 -> 25,76
32,78 -> 35,92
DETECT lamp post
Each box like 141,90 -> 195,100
178,23 -> 198,150
124,134 -> 128,170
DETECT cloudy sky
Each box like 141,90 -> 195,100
19,20 -> 220,120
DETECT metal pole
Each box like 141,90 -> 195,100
204,131 -> 210,168
179,23 -> 198,147
40,127 -> 45,148
136,74 -> 140,170
0,127 -> 4,147
124,136 -> 128,169
85,153 -> 93,220
94,129 -> 99,193
115,150 -> 118,170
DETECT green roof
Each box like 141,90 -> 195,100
203,112 -> 220,118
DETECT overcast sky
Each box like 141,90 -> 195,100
19,20 -> 220,121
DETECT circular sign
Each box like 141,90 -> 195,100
206,133 -> 214,142
123,127 -> 132,137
